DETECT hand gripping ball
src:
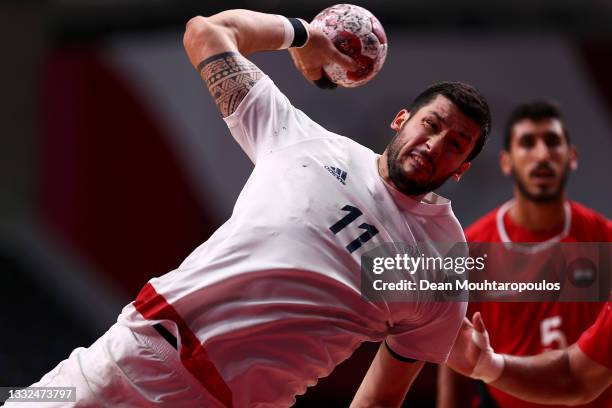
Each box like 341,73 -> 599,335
311,4 -> 388,87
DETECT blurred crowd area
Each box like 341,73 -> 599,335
1,1 -> 611,406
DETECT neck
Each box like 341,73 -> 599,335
508,189 -> 568,232
377,154 -> 426,200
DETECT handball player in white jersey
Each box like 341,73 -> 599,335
13,9 -> 492,408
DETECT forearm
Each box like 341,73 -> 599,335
183,10 -> 288,68
453,313 -> 611,406
351,343 -> 424,408
436,365 -> 475,408
490,350 -> 582,405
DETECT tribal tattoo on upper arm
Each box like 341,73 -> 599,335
197,51 -> 264,117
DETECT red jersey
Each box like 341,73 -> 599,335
578,302 -> 612,370
467,200 -> 611,408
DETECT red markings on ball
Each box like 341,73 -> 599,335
348,55 -> 375,81
334,31 -> 362,57
332,31 -> 374,81
311,4 -> 387,87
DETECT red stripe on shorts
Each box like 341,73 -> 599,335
134,282 -> 233,407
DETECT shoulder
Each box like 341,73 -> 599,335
290,134 -> 375,160
577,302 -> 612,369
339,135 -> 376,155
223,75 -> 285,120
465,208 -> 500,242
570,201 -> 610,224
569,201 -> 612,241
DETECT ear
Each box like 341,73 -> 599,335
499,150 -> 512,176
390,109 -> 410,132
453,162 -> 471,182
568,145 -> 578,171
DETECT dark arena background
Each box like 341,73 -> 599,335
1,1 -> 611,406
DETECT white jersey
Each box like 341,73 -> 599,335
119,76 -> 467,407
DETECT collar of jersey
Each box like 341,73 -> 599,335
495,199 -> 572,253
372,155 -> 453,216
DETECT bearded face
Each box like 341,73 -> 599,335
384,95 -> 480,196
502,118 -> 575,203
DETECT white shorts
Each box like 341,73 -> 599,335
4,323 -> 223,407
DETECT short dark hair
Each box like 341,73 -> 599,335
408,81 -> 491,162
504,100 -> 570,151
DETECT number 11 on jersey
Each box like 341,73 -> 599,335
329,205 -> 379,253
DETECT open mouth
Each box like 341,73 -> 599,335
407,152 -> 433,175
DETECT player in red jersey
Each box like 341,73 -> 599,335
445,303 -> 612,405
437,101 -> 612,408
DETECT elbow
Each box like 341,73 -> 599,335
185,15 -> 207,32
183,16 -> 212,50
183,11 -> 242,49
182,14 -> 237,67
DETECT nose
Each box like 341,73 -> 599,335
425,134 -> 444,158
532,139 -> 551,160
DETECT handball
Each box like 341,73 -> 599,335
311,4 -> 388,88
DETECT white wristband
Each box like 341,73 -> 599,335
470,327 -> 505,383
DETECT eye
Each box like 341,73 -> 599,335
544,132 -> 562,148
518,135 -> 534,148
449,140 -> 462,152
423,118 -> 438,131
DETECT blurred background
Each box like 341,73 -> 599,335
1,0 -> 611,406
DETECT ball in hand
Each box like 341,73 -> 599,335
311,4 -> 388,88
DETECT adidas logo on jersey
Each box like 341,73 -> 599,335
324,165 -> 347,185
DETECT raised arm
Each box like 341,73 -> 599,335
446,312 -> 612,406
182,9 -> 356,117
182,10 -> 277,117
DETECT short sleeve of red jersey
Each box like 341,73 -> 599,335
577,303 -> 612,369
568,202 -> 612,242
